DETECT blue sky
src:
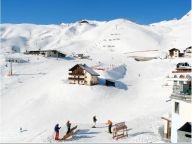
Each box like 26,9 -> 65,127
1,0 -> 191,24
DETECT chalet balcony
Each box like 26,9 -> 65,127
170,94 -> 192,103
68,75 -> 85,79
68,73 -> 84,76
173,85 -> 191,93
68,77 -> 84,81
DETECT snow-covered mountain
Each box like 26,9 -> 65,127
0,11 -> 191,143
1,10 -> 191,56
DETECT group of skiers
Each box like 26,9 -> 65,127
54,120 -> 71,140
54,116 -> 113,140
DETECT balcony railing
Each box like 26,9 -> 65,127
68,77 -> 84,81
172,70 -> 192,73
68,73 -> 84,76
170,94 -> 192,103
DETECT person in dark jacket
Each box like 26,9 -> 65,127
66,121 -> 71,134
54,124 -> 61,140
92,116 -> 97,128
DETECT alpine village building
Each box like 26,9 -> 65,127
168,46 -> 192,58
24,50 -> 66,58
68,64 -> 100,86
184,46 -> 192,58
162,62 -> 192,143
169,48 -> 180,58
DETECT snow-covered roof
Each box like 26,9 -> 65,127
79,64 -> 100,76
186,46 -> 191,50
169,48 -> 180,52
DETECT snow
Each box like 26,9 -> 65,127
0,11 -> 191,143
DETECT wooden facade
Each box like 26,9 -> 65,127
162,116 -> 172,139
169,48 -> 180,58
168,47 -> 192,58
68,64 -> 100,86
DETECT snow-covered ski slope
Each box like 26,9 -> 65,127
0,11 -> 191,143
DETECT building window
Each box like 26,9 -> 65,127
175,102 -> 179,114
174,80 -> 177,85
174,75 -> 177,78
185,134 -> 191,138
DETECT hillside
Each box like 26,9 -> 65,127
0,11 -> 191,143
1,11 -> 191,56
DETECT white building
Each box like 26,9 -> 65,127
170,65 -> 192,143
24,50 -> 66,58
5,57 -> 27,63
184,46 -> 192,58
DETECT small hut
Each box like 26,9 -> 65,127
79,20 -> 89,24
105,79 -> 115,87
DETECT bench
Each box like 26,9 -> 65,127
60,125 -> 78,140
112,122 -> 128,140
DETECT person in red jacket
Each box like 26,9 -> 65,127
54,124 -> 61,140
106,120 -> 113,134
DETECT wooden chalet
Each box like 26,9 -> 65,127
68,64 -> 100,86
169,48 -> 180,58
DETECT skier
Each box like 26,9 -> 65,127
106,120 -> 113,134
92,116 -> 97,128
66,120 -> 71,134
54,124 -> 61,140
